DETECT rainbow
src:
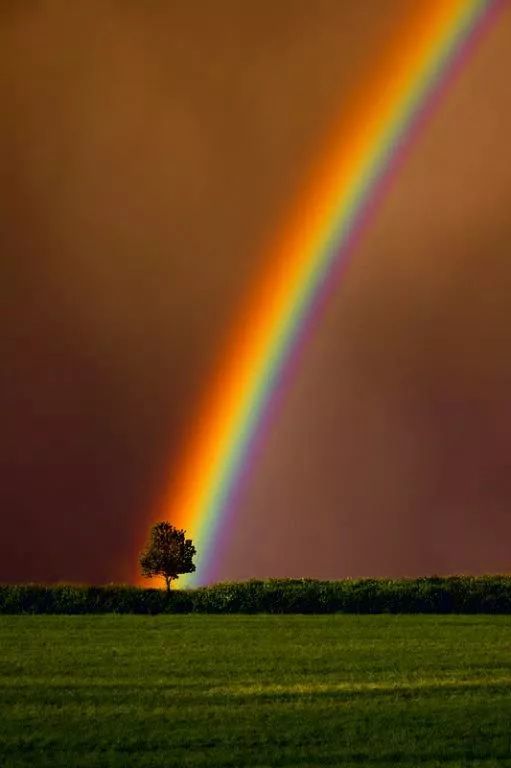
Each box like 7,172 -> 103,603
158,0 -> 501,586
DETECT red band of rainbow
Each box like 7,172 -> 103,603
154,0 -> 502,586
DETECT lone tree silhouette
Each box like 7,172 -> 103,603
139,522 -> 196,591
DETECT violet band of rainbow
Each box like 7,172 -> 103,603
159,0 -> 501,587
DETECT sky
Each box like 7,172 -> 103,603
1,1 -> 511,584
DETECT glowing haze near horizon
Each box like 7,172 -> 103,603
1,1 -> 511,585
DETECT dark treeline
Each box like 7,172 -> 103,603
2,577 -> 511,614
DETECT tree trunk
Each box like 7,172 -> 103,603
165,576 -> 171,592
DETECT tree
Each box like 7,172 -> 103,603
139,522 -> 196,591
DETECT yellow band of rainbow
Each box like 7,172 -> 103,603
154,0 -> 501,586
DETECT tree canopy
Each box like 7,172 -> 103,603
139,522 -> 196,590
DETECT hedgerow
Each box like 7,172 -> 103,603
1,576 -> 511,614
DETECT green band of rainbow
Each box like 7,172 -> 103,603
163,0 -> 501,586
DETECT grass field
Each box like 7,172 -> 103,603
1,615 -> 511,767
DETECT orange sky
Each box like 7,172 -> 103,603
1,1 -> 511,582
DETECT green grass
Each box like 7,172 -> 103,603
1,615 -> 511,767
